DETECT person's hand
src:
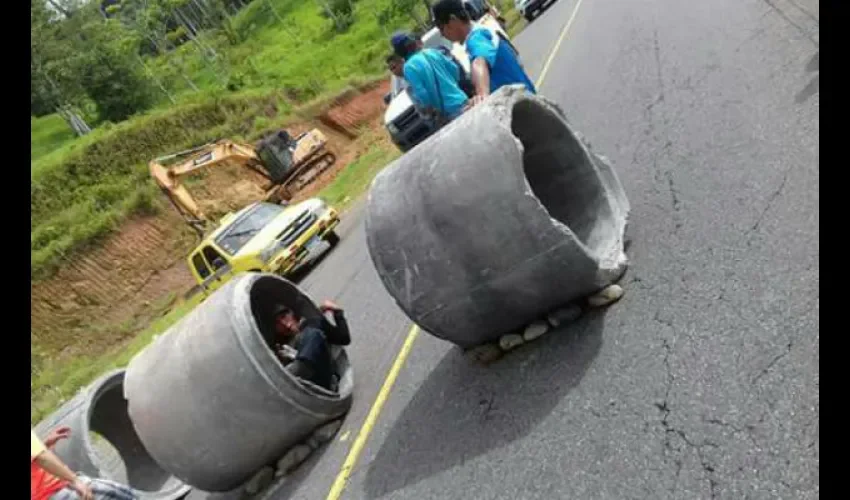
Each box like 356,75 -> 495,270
277,345 -> 297,363
320,300 -> 342,313
71,478 -> 93,500
464,94 -> 488,111
45,426 -> 72,448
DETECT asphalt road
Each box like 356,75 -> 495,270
271,0 -> 819,498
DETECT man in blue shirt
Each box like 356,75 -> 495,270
432,0 -> 536,107
390,31 -> 470,122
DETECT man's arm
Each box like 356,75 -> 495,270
32,431 -> 93,500
319,301 -> 351,346
466,29 -> 498,105
471,58 -> 491,99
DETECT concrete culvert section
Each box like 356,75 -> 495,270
365,86 -> 630,348
124,273 -> 353,493
33,370 -> 191,500
511,100 -> 617,255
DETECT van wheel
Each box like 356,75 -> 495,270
525,11 -> 534,21
325,231 -> 341,247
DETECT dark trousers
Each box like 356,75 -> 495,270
289,329 -> 335,391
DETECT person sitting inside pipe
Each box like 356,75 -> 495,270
31,427 -> 138,500
272,300 -> 350,391
390,31 -> 471,125
433,0 -> 536,108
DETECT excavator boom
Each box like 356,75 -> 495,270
149,130 -> 334,235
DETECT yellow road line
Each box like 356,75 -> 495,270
536,0 -> 586,88
325,5 -> 585,497
326,325 -> 421,500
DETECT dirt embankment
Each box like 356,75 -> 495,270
31,80 -> 391,360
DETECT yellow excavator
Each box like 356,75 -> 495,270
150,129 -> 336,235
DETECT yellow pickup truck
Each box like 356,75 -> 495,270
186,198 -> 339,296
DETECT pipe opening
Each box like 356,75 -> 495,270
87,374 -> 184,495
511,99 -> 616,256
248,274 -> 352,398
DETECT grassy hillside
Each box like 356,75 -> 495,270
30,0 -> 527,282
145,0 -> 407,102
31,115 -> 77,162
29,0 -> 423,282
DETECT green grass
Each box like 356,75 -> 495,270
28,0 -> 417,283
502,5 -> 528,38
144,0 -> 424,106
31,115 -> 77,162
318,138 -> 401,211
31,298 -> 193,426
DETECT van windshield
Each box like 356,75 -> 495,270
214,203 -> 284,255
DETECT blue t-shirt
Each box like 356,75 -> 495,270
465,26 -> 536,94
403,48 -> 469,119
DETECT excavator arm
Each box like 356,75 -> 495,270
150,130 -> 334,236
149,141 -> 269,235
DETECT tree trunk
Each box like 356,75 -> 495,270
46,0 -> 73,18
57,105 -> 91,136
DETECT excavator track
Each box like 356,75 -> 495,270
282,151 -> 337,194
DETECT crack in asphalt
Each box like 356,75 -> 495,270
751,340 -> 794,386
705,417 -> 759,448
746,165 -> 792,244
652,29 -> 666,105
783,0 -> 819,26
651,314 -> 722,499
760,0 -> 819,47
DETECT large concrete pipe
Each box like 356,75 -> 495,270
33,370 -> 191,500
124,273 -> 354,492
365,86 -> 630,348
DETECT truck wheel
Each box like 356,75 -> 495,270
325,231 -> 341,247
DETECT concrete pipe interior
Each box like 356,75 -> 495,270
511,99 -> 616,257
248,275 -> 353,399
85,376 -> 184,496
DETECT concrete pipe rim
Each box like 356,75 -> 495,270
81,370 -> 191,500
506,92 -> 620,264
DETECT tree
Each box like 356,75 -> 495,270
31,1 -> 153,125
31,1 -> 92,133
72,11 -> 154,122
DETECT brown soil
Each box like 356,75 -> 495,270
31,82 -> 391,362
31,210 -> 197,356
291,118 -> 389,203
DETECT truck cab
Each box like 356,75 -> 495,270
185,199 -> 340,300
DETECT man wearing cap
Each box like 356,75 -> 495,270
386,53 -> 410,99
390,31 -> 470,123
433,0 -> 535,107
272,299 -> 350,391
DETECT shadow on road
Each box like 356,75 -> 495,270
185,440 -> 332,500
363,309 -> 607,498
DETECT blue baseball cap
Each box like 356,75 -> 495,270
390,31 -> 418,58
